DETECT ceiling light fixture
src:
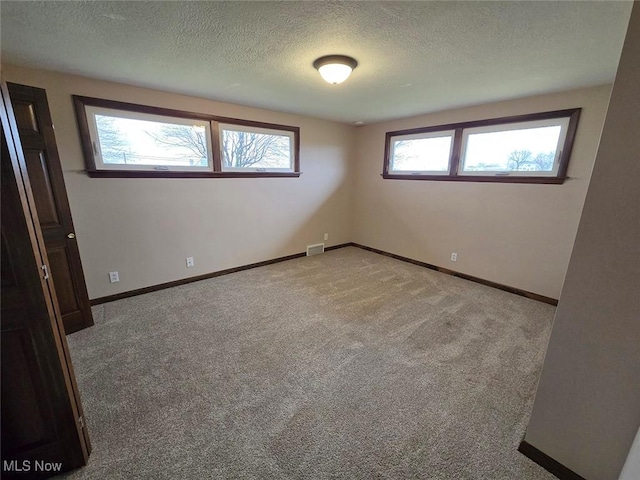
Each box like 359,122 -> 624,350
313,55 -> 358,85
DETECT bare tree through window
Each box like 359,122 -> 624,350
533,152 -> 555,171
221,129 -> 290,168
507,149 -> 533,170
145,125 -> 208,165
95,116 -> 132,164
146,125 -> 290,168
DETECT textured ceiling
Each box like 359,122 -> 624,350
0,1 -> 633,124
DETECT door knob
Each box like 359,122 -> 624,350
67,233 -> 76,239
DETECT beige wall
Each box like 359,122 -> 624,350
1,65 -> 355,299
352,85 -> 611,299
524,4 -> 640,479
0,66 -> 616,303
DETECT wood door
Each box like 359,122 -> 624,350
7,83 -> 93,334
1,80 -> 90,478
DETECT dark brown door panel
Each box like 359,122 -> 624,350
23,150 -> 60,227
8,82 -> 93,334
2,78 -> 90,476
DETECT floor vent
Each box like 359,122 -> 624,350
306,243 -> 325,256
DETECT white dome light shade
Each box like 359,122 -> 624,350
313,55 -> 358,85
317,63 -> 354,84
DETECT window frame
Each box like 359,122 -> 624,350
219,123 -> 296,173
387,129 -> 456,176
84,105 -> 215,172
382,108 -> 581,184
73,96 -> 301,178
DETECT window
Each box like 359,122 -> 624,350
219,124 -> 295,172
73,96 -> 300,178
459,118 -> 569,177
383,109 -> 580,184
388,130 -> 454,175
86,106 -> 213,172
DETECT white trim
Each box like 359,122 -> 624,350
388,129 -> 455,175
219,123 -> 294,172
84,105 -> 214,172
458,117 -> 570,177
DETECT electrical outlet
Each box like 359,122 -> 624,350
450,252 -> 458,262
109,271 -> 119,283
324,233 -> 329,241
186,257 -> 195,268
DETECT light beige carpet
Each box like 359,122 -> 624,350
62,246 -> 556,479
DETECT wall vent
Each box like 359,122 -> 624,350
306,243 -> 325,256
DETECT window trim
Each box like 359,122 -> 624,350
387,129 -> 456,176
382,108 -> 581,184
219,123 -> 296,173
73,96 -> 301,178
84,105 -> 215,172
458,116 -> 570,177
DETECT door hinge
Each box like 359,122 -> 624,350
41,264 -> 49,280
78,416 -> 85,428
